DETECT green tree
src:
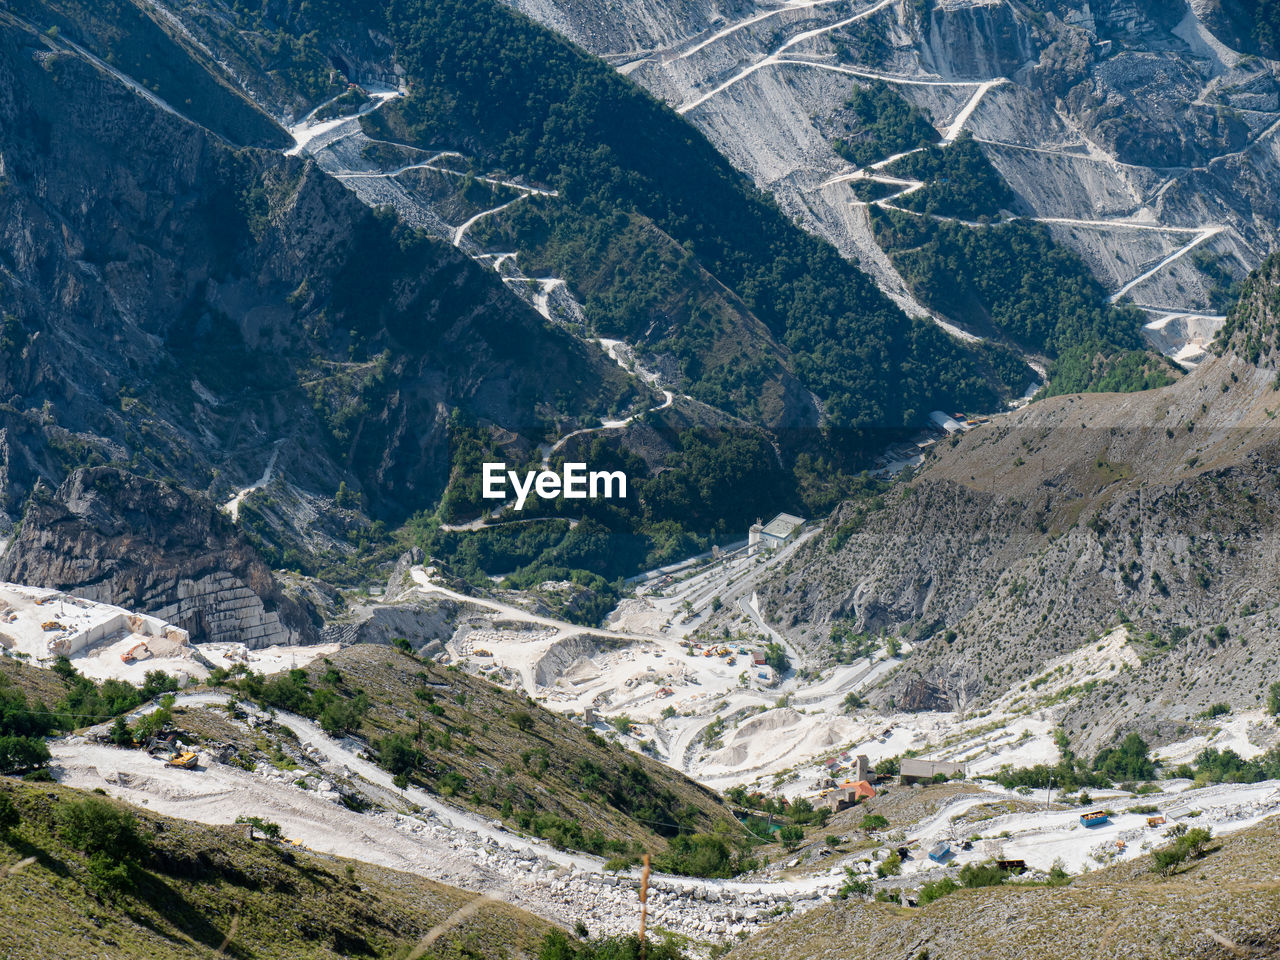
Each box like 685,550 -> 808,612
56,797 -> 143,864
376,733 -> 421,776
762,642 -> 790,674
1093,732 -> 1155,781
779,824 -> 804,850
0,736 -> 51,774
109,716 -> 132,747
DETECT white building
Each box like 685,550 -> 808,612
928,410 -> 966,434
748,513 -> 806,554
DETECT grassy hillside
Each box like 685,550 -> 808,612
0,778 -> 549,959
729,815 -> 1280,960
216,646 -> 751,872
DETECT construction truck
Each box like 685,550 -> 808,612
166,751 -> 199,770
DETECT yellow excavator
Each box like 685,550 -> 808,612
167,751 -> 199,769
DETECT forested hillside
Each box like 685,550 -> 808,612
168,0 -> 1005,440
871,208 -> 1174,395
0,0 -> 1031,600
823,75 -> 1175,396
374,0 -> 995,436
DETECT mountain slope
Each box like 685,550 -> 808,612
0,468 -> 320,646
729,813 -> 1280,960
148,0 -> 1009,439
504,0 -> 1279,373
224,644 -> 747,865
758,255 -> 1280,750
0,778 -> 550,960
0,7 -> 643,602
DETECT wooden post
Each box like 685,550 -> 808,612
639,853 -> 651,954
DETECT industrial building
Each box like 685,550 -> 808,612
748,513 -> 806,554
928,410 -> 966,434
899,758 -> 967,784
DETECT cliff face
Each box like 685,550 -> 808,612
760,261 -> 1280,750
0,468 -> 318,646
919,0 -> 1039,79
0,12 -> 634,568
508,0 -> 756,56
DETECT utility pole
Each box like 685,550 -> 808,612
1046,775 -> 1054,811
638,853 -> 651,956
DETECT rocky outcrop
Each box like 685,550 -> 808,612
919,0 -> 1040,79
533,634 -> 601,686
0,468 -> 318,647
384,547 -> 426,602
897,677 -> 950,713
322,594 -> 457,656
760,261 -> 1280,748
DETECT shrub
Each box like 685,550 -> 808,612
651,832 -> 756,879
834,867 -> 869,900
0,792 -> 19,831
85,852 -> 134,894
56,797 -> 142,859
438,770 -> 466,796
235,815 -> 282,840
861,813 -> 888,831
958,861 -> 1010,888
1151,826 -> 1212,875
539,930 -> 686,960
876,851 -> 902,877
918,875 -> 959,905
376,733 -> 421,775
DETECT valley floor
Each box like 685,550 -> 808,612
36,538 -> 1280,945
